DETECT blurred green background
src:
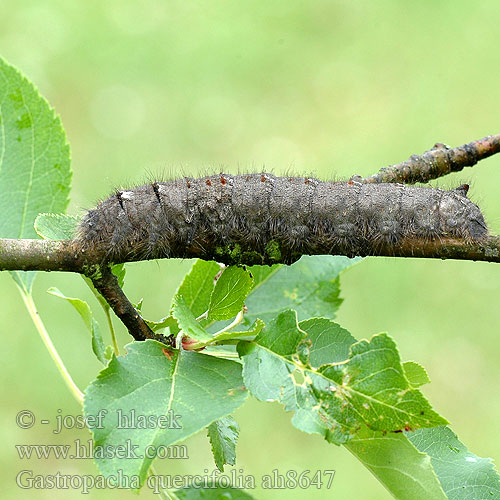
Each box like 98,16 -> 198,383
1,1 -> 500,498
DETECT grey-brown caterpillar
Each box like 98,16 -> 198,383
77,173 -> 488,265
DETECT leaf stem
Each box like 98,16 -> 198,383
104,307 -> 119,356
202,350 -> 240,359
18,287 -> 84,404
83,275 -> 120,355
196,310 -> 208,321
213,310 -> 245,337
148,465 -> 178,500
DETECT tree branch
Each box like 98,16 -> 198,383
2,133 -> 500,342
0,234 -> 499,271
356,134 -> 500,184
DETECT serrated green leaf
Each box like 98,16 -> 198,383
244,255 -> 361,325
345,426 -> 447,500
0,57 -> 71,291
408,426 -> 500,499
84,341 -> 247,489
207,415 -> 239,471
403,360 -> 431,388
208,267 -> 254,321
253,309 -> 307,356
174,485 -> 255,500
47,287 -> 109,365
171,295 -> 212,341
318,333 -> 448,435
34,213 -> 79,239
299,317 -> 356,366
237,310 -> 306,408
175,259 -> 221,318
239,320 -> 446,445
0,57 -> 71,238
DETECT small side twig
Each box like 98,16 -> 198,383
88,266 -> 171,344
356,134 -> 500,184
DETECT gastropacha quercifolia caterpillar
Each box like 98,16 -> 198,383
77,173 -> 488,266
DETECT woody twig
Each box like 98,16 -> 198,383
356,134 -> 500,184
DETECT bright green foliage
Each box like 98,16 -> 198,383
207,266 -> 254,321
47,286 -> 107,360
111,263 -> 126,288
238,313 -> 447,445
244,255 -> 360,325
144,315 -> 180,335
318,333 -> 448,433
207,415 -> 240,471
0,57 -> 71,291
84,340 -> 248,488
171,294 -> 213,342
175,259 -> 221,318
186,319 -> 265,352
298,317 -> 355,365
408,426 -> 500,499
403,361 -> 431,388
34,213 -> 79,239
346,427 -> 447,500
0,57 -> 71,239
48,287 -> 110,364
206,319 -> 264,344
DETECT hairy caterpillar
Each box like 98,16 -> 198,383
77,173 -> 488,266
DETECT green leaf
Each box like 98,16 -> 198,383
345,427 -> 447,500
247,263 -> 280,287
208,267 -> 254,321
47,287 -> 108,365
111,263 -> 126,289
175,259 -> 221,318
174,485 -> 255,499
84,341 -> 248,489
34,213 -> 79,240
403,360 -> 431,388
0,57 -> 71,238
211,319 -> 265,344
133,298 -> 144,312
171,295 -> 212,341
190,319 -> 265,351
207,415 -> 240,471
10,271 -> 36,295
408,426 -> 500,499
238,318 -> 446,445
237,310 -> 307,407
299,317 -> 356,366
318,333 -> 448,435
252,309 -> 306,357
103,345 -> 114,361
0,57 -> 71,291
144,315 -> 180,335
244,255 -> 361,325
